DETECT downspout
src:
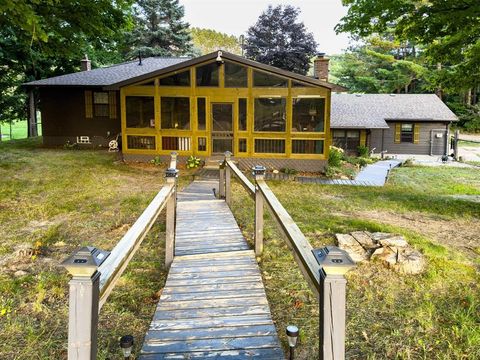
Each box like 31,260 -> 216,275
445,122 -> 450,156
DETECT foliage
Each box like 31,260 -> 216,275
0,0 -> 132,124
280,167 -> 298,176
330,35 -> 430,94
448,102 -> 480,133
190,28 -> 241,55
150,156 -> 163,166
63,141 -> 78,150
186,156 -> 201,169
357,145 -> 369,158
328,146 -> 344,167
244,5 -> 317,75
124,0 -> 193,58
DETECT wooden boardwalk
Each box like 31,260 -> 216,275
140,180 -> 284,359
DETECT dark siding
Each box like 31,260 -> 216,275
369,122 -> 448,155
39,87 -> 121,146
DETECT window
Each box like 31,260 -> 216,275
401,123 -> 414,143
126,96 -> 154,128
93,92 -> 109,117
197,98 -> 206,130
253,71 -> 288,87
198,137 -> 207,152
333,130 -> 360,153
160,70 -> 190,86
238,98 -> 247,131
254,139 -> 285,153
196,63 -> 219,86
292,140 -> 324,154
254,98 -> 286,132
292,81 -> 315,88
162,136 -> 191,151
292,98 -> 325,132
225,62 -> 248,87
127,135 -> 156,150
161,97 -> 190,129
238,138 -> 247,153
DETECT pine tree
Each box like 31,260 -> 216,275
244,5 -> 317,75
125,0 -> 193,58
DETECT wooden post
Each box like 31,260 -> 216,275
253,165 -> 266,256
454,130 -> 459,161
319,269 -> 347,360
219,163 -> 225,199
164,153 -> 178,269
67,272 -> 100,360
224,151 -> 232,206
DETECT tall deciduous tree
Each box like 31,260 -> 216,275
125,0 -> 193,58
190,28 -> 242,55
244,5 -> 317,75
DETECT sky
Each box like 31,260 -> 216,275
179,0 -> 351,55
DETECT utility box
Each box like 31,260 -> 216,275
312,246 -> 355,275
61,246 -> 110,277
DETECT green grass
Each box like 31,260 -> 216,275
0,120 -> 42,141
229,166 -> 480,359
1,139 -> 479,359
459,139 -> 480,148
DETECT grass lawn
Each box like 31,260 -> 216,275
0,120 -> 42,141
1,139 -> 479,359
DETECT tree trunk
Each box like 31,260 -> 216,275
466,89 -> 472,106
28,90 -> 38,137
435,63 -> 443,100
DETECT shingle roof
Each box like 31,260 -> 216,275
23,51 -> 342,90
331,93 -> 458,129
23,57 -> 190,87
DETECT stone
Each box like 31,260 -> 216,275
351,231 -> 379,250
14,244 -> 34,259
379,236 -> 409,248
14,270 -> 28,277
370,232 -> 394,242
335,233 -> 369,263
396,248 -> 425,275
371,246 -> 398,267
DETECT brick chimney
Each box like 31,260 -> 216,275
81,54 -> 91,71
313,53 -> 329,82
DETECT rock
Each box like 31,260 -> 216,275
371,246 -> 397,267
336,233 -> 369,263
54,241 -> 66,247
379,236 -> 409,248
14,244 -> 34,259
14,270 -> 28,277
396,248 -> 425,275
370,232 -> 394,242
351,231 -> 379,250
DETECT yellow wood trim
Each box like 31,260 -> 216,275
394,123 -> 401,143
120,88 -> 127,149
85,90 -> 93,119
154,79 -> 160,131
360,130 -> 367,146
414,123 -> 420,144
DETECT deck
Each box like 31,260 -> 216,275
139,180 -> 284,359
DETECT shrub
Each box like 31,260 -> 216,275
186,156 -> 202,169
324,165 -> 339,178
357,145 -> 369,157
150,156 -> 163,166
328,146 -> 344,167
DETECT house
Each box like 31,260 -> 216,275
24,51 -> 341,171
330,93 -> 458,156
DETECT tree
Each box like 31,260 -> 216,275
125,0 -> 193,58
0,0 -> 131,126
330,35 -> 430,94
244,5 -> 317,75
190,28 -> 242,55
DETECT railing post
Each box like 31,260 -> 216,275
312,246 -> 356,360
219,161 -> 225,199
224,151 -> 232,206
252,165 -> 266,256
164,162 -> 178,269
61,248 -> 105,360
454,130 -> 459,161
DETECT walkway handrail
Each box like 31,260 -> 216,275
61,152 -> 178,360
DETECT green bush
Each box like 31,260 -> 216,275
357,145 -> 369,157
150,156 -> 163,166
328,146 -> 344,167
186,156 -> 202,169
324,165 -> 339,178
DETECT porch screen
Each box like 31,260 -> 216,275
225,62 -> 247,87
161,97 -> 190,129
292,98 -> 325,132
196,63 -> 219,87
254,98 -> 286,132
126,96 -> 154,128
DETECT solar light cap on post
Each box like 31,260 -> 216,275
165,168 -> 179,178
286,325 -> 299,347
312,246 -> 356,275
224,151 -> 232,161
120,335 -> 134,358
252,165 -> 267,178
61,246 -> 110,277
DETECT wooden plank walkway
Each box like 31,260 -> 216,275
140,180 -> 284,359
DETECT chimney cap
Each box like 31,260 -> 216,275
316,52 -> 326,58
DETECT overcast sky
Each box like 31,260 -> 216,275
179,0 -> 351,55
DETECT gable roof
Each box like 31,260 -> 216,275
331,93 -> 458,129
24,51 -> 342,90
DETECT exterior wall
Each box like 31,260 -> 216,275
123,153 -> 326,172
369,122 -> 448,155
39,88 -> 120,146
121,59 -> 331,163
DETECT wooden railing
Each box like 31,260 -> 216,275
61,152 -> 178,360
220,152 -> 355,359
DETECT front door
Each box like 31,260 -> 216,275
211,103 -> 233,154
